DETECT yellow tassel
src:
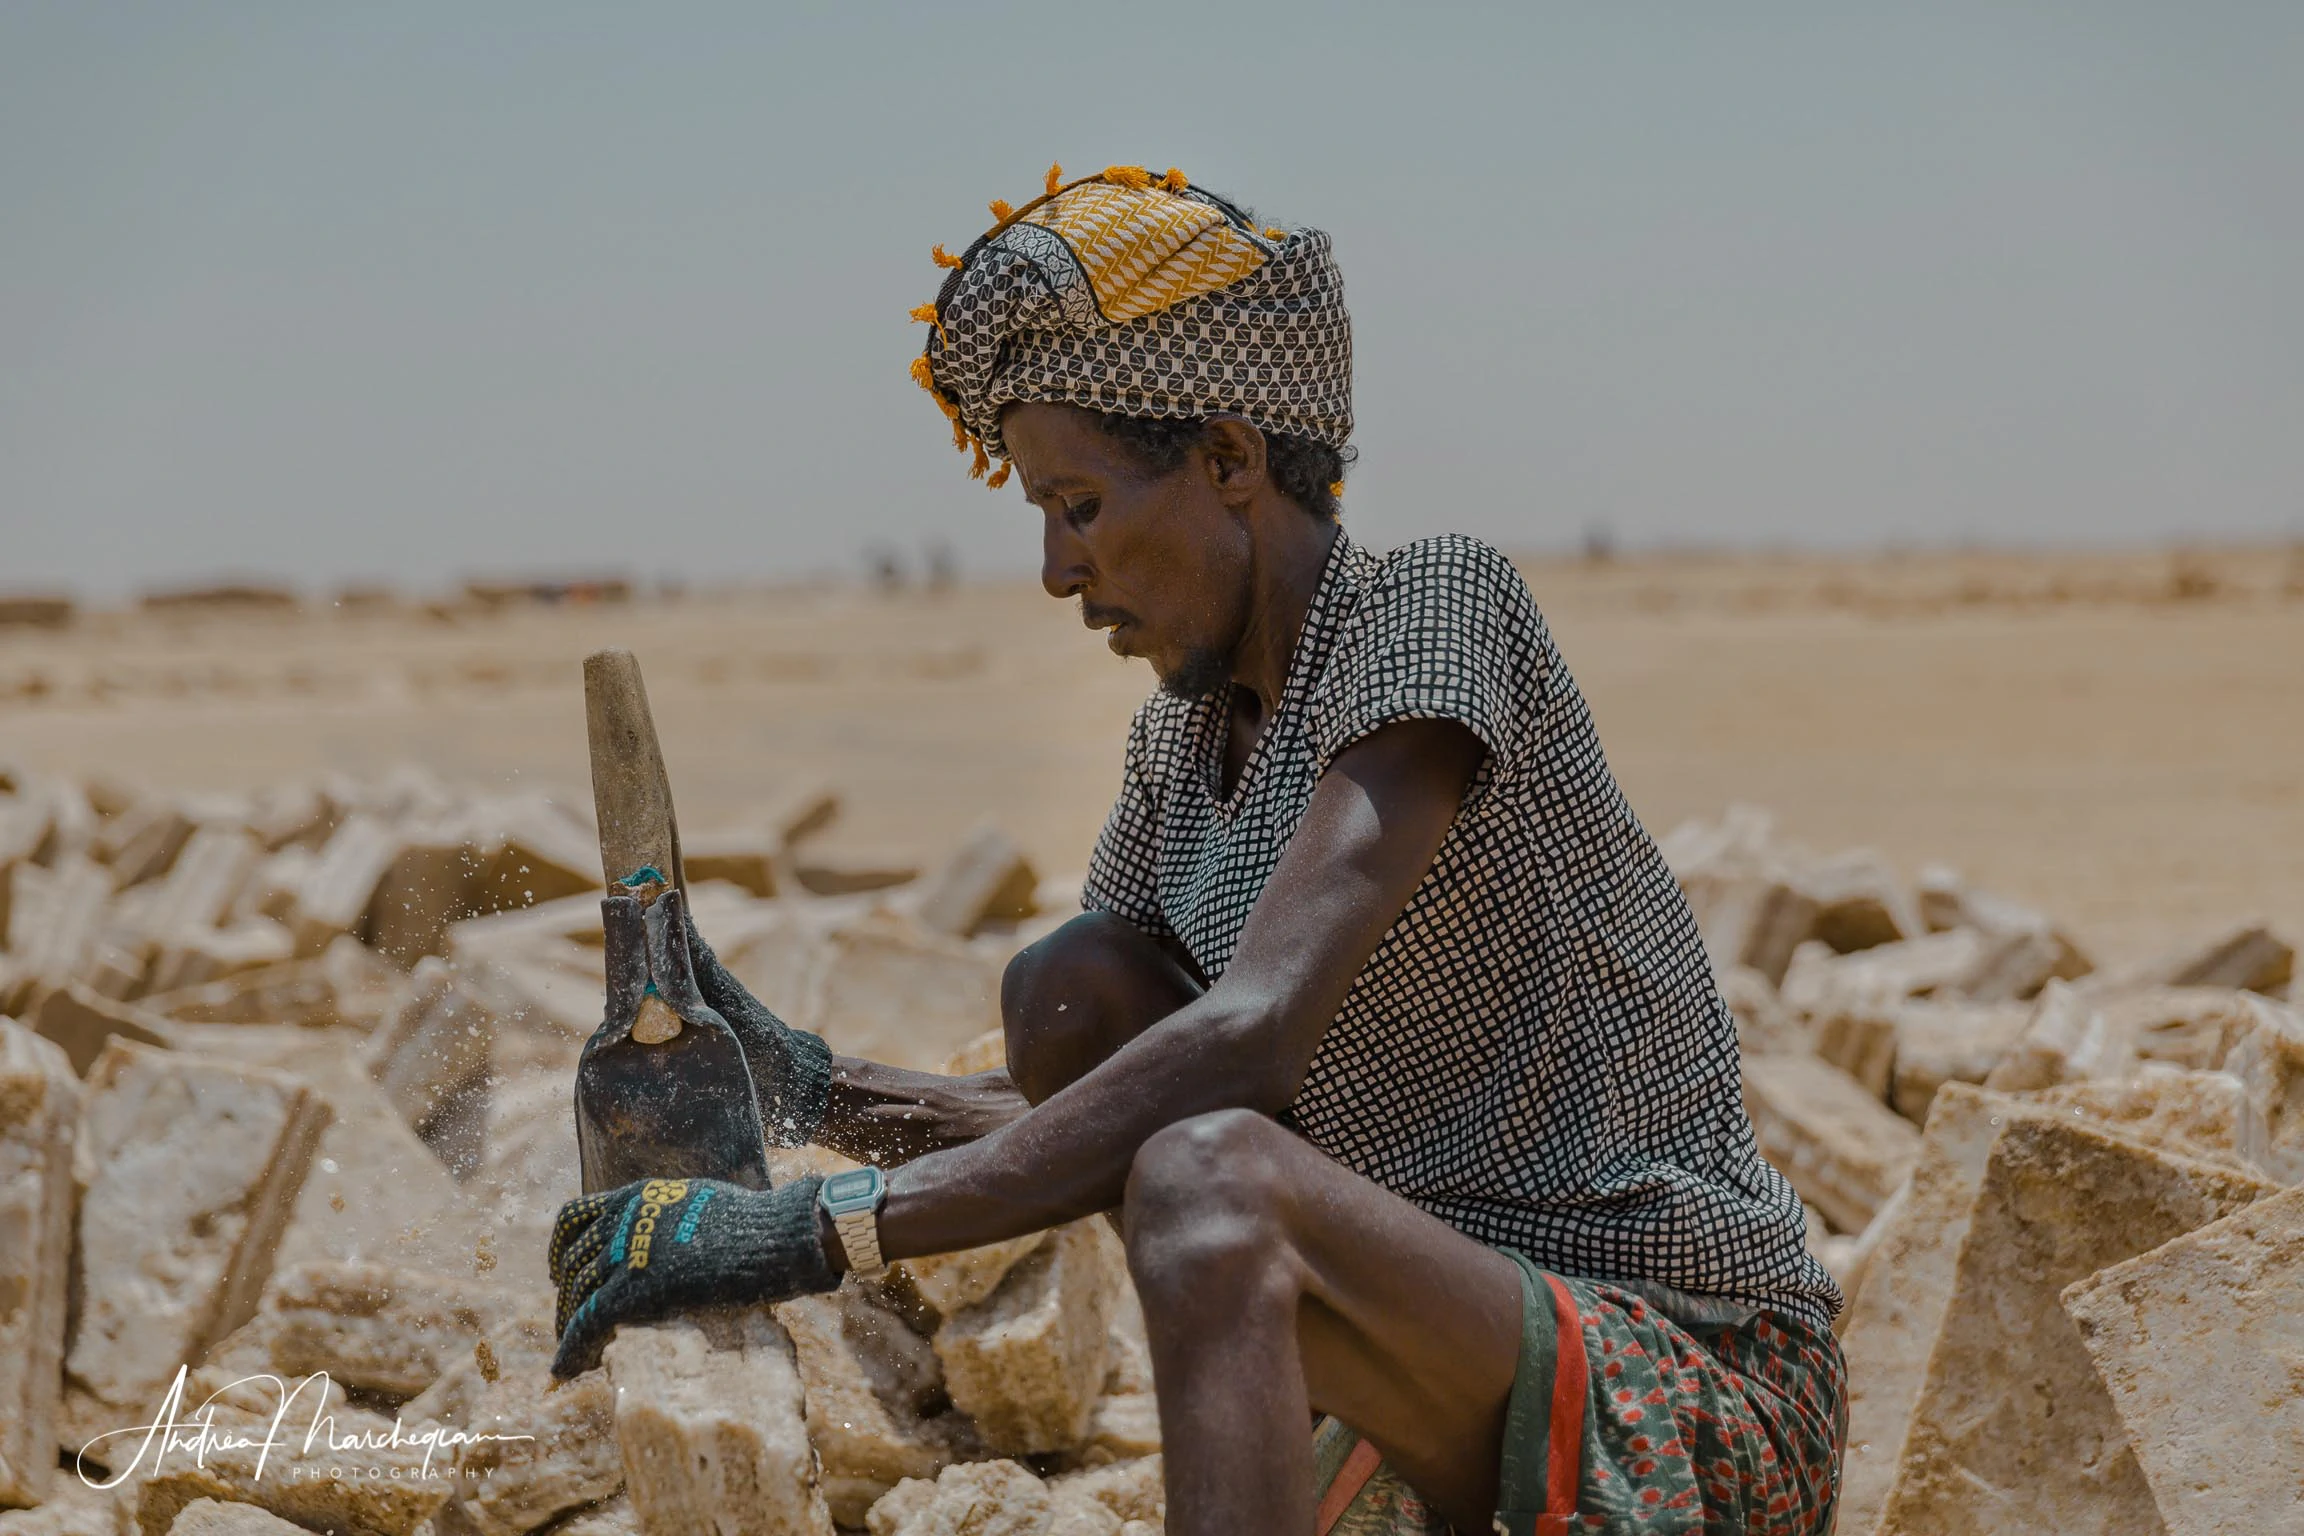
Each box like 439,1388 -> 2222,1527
952,417 -> 970,450
910,355 -> 937,390
988,198 -> 1015,223
986,459 -> 1013,489
1328,480 -> 1345,498
969,440 -> 992,480
931,243 -> 964,269
908,304 -> 939,324
1264,226 -> 1286,241
1045,162 -> 1063,195
1102,164 -> 1152,190
1161,167 -> 1188,192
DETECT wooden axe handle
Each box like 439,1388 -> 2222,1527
583,648 -> 685,897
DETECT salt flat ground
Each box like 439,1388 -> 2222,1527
2,543 -> 2298,964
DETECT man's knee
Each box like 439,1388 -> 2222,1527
1123,1109 -> 1296,1314
1000,911 -> 1178,1103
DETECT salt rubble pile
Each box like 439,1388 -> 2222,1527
0,767 -> 2294,1534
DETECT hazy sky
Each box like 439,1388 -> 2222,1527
6,4 -> 2300,597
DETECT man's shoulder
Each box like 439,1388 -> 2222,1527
1358,533 -> 1532,610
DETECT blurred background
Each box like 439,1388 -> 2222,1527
3,3 -> 2301,961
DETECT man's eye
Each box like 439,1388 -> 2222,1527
1065,498 -> 1101,528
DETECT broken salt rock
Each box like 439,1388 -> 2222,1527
0,1023 -> 79,1508
1740,1054 -> 1919,1233
1874,1119 -> 2274,1536
2061,1183 -> 2304,1536
605,1310 -> 835,1536
163,1501 -> 305,1536
935,1221 -> 1115,1456
777,1289 -> 965,1527
865,1462 -> 1057,1536
261,1260 -> 541,1398
64,1042 -> 330,1455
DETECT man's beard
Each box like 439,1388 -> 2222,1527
1156,647 -> 1233,701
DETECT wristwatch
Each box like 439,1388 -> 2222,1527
819,1166 -> 889,1277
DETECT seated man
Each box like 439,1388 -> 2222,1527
549,165 -> 1845,1535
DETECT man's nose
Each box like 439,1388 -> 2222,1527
1042,519 -> 1091,600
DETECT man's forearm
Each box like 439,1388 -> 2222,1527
815,1057 -> 1030,1167
868,988 -> 1289,1263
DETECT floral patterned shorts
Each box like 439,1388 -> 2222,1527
1313,1256 -> 1847,1535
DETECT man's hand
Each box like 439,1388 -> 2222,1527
547,1175 -> 839,1378
821,1061 -> 1031,1166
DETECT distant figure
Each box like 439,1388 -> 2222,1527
551,164 -> 1845,1536
922,538 -> 958,593
863,542 -> 906,593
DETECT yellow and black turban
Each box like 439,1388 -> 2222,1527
910,165 -> 1353,488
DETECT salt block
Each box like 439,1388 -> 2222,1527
758,782 -> 840,848
477,796 -> 603,912
471,1073 -> 581,1288
31,984 -> 174,1076
367,829 -> 493,968
1982,979 -> 2128,1093
941,1026 -> 1009,1078
132,1398 -> 450,1536
2226,997 -> 2304,1184
2062,1183 -> 2304,1536
138,827 -> 260,945
777,1289 -> 963,1526
164,1500 -> 305,1536
549,1494 -> 641,1536
806,916 -> 1002,1070
1874,1120 -> 2274,1536
1780,929 -> 1984,1018
184,1024 -> 496,1284
1955,922 -> 2091,1003
1741,1054 -> 1921,1233
98,801 -> 193,888
1686,872 -> 1818,986
1799,850 -> 1919,955
1051,1456 -> 1163,1525
16,857 -> 111,993
2146,923 -> 2295,995
454,1362 -> 623,1536
146,922 -> 297,998
893,1229 -> 1048,1319
1714,965 -> 1805,1058
917,821 -> 1039,939
0,1023 -> 81,1508
1809,1006 -> 1896,1101
0,1479 -> 130,1536
1835,1085 -> 2035,1533
291,815 -> 401,957
262,1260 -> 539,1397
682,834 -> 779,900
2030,1066 -> 2252,1172
1886,1000 -> 2031,1122
65,1042 -> 330,1454
935,1221 -> 1115,1455
1081,1395 -> 1162,1467
362,959 -> 496,1135
144,938 -> 400,1030
864,1462 -> 1059,1536
605,1310 -> 835,1536
2101,985 -> 2264,1072
792,849 -> 922,898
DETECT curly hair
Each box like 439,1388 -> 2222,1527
1095,414 -> 1352,521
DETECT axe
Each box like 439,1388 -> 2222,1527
570,648 -> 773,1195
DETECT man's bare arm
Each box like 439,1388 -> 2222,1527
868,716 -> 1487,1264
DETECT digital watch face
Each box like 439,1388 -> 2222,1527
823,1167 -> 882,1210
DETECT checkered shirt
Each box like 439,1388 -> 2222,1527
1082,531 -> 1840,1327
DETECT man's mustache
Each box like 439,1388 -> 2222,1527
1080,601 -> 1135,631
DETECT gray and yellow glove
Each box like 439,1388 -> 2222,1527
547,1174 -> 839,1378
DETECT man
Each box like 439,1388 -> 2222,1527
550,166 -> 1846,1534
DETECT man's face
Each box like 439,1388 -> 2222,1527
1002,402 -> 1252,699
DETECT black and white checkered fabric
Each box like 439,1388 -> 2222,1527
1083,531 -> 1841,1327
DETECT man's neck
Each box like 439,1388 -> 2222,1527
1229,509 -> 1340,719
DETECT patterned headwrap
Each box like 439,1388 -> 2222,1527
910,164 -> 1353,489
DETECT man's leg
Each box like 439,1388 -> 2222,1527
1124,1109 -> 1526,1536
1000,911 -> 1204,1104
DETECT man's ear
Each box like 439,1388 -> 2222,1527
1199,416 -> 1270,506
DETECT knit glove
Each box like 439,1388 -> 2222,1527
675,897 -> 833,1147
547,1174 -> 839,1378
